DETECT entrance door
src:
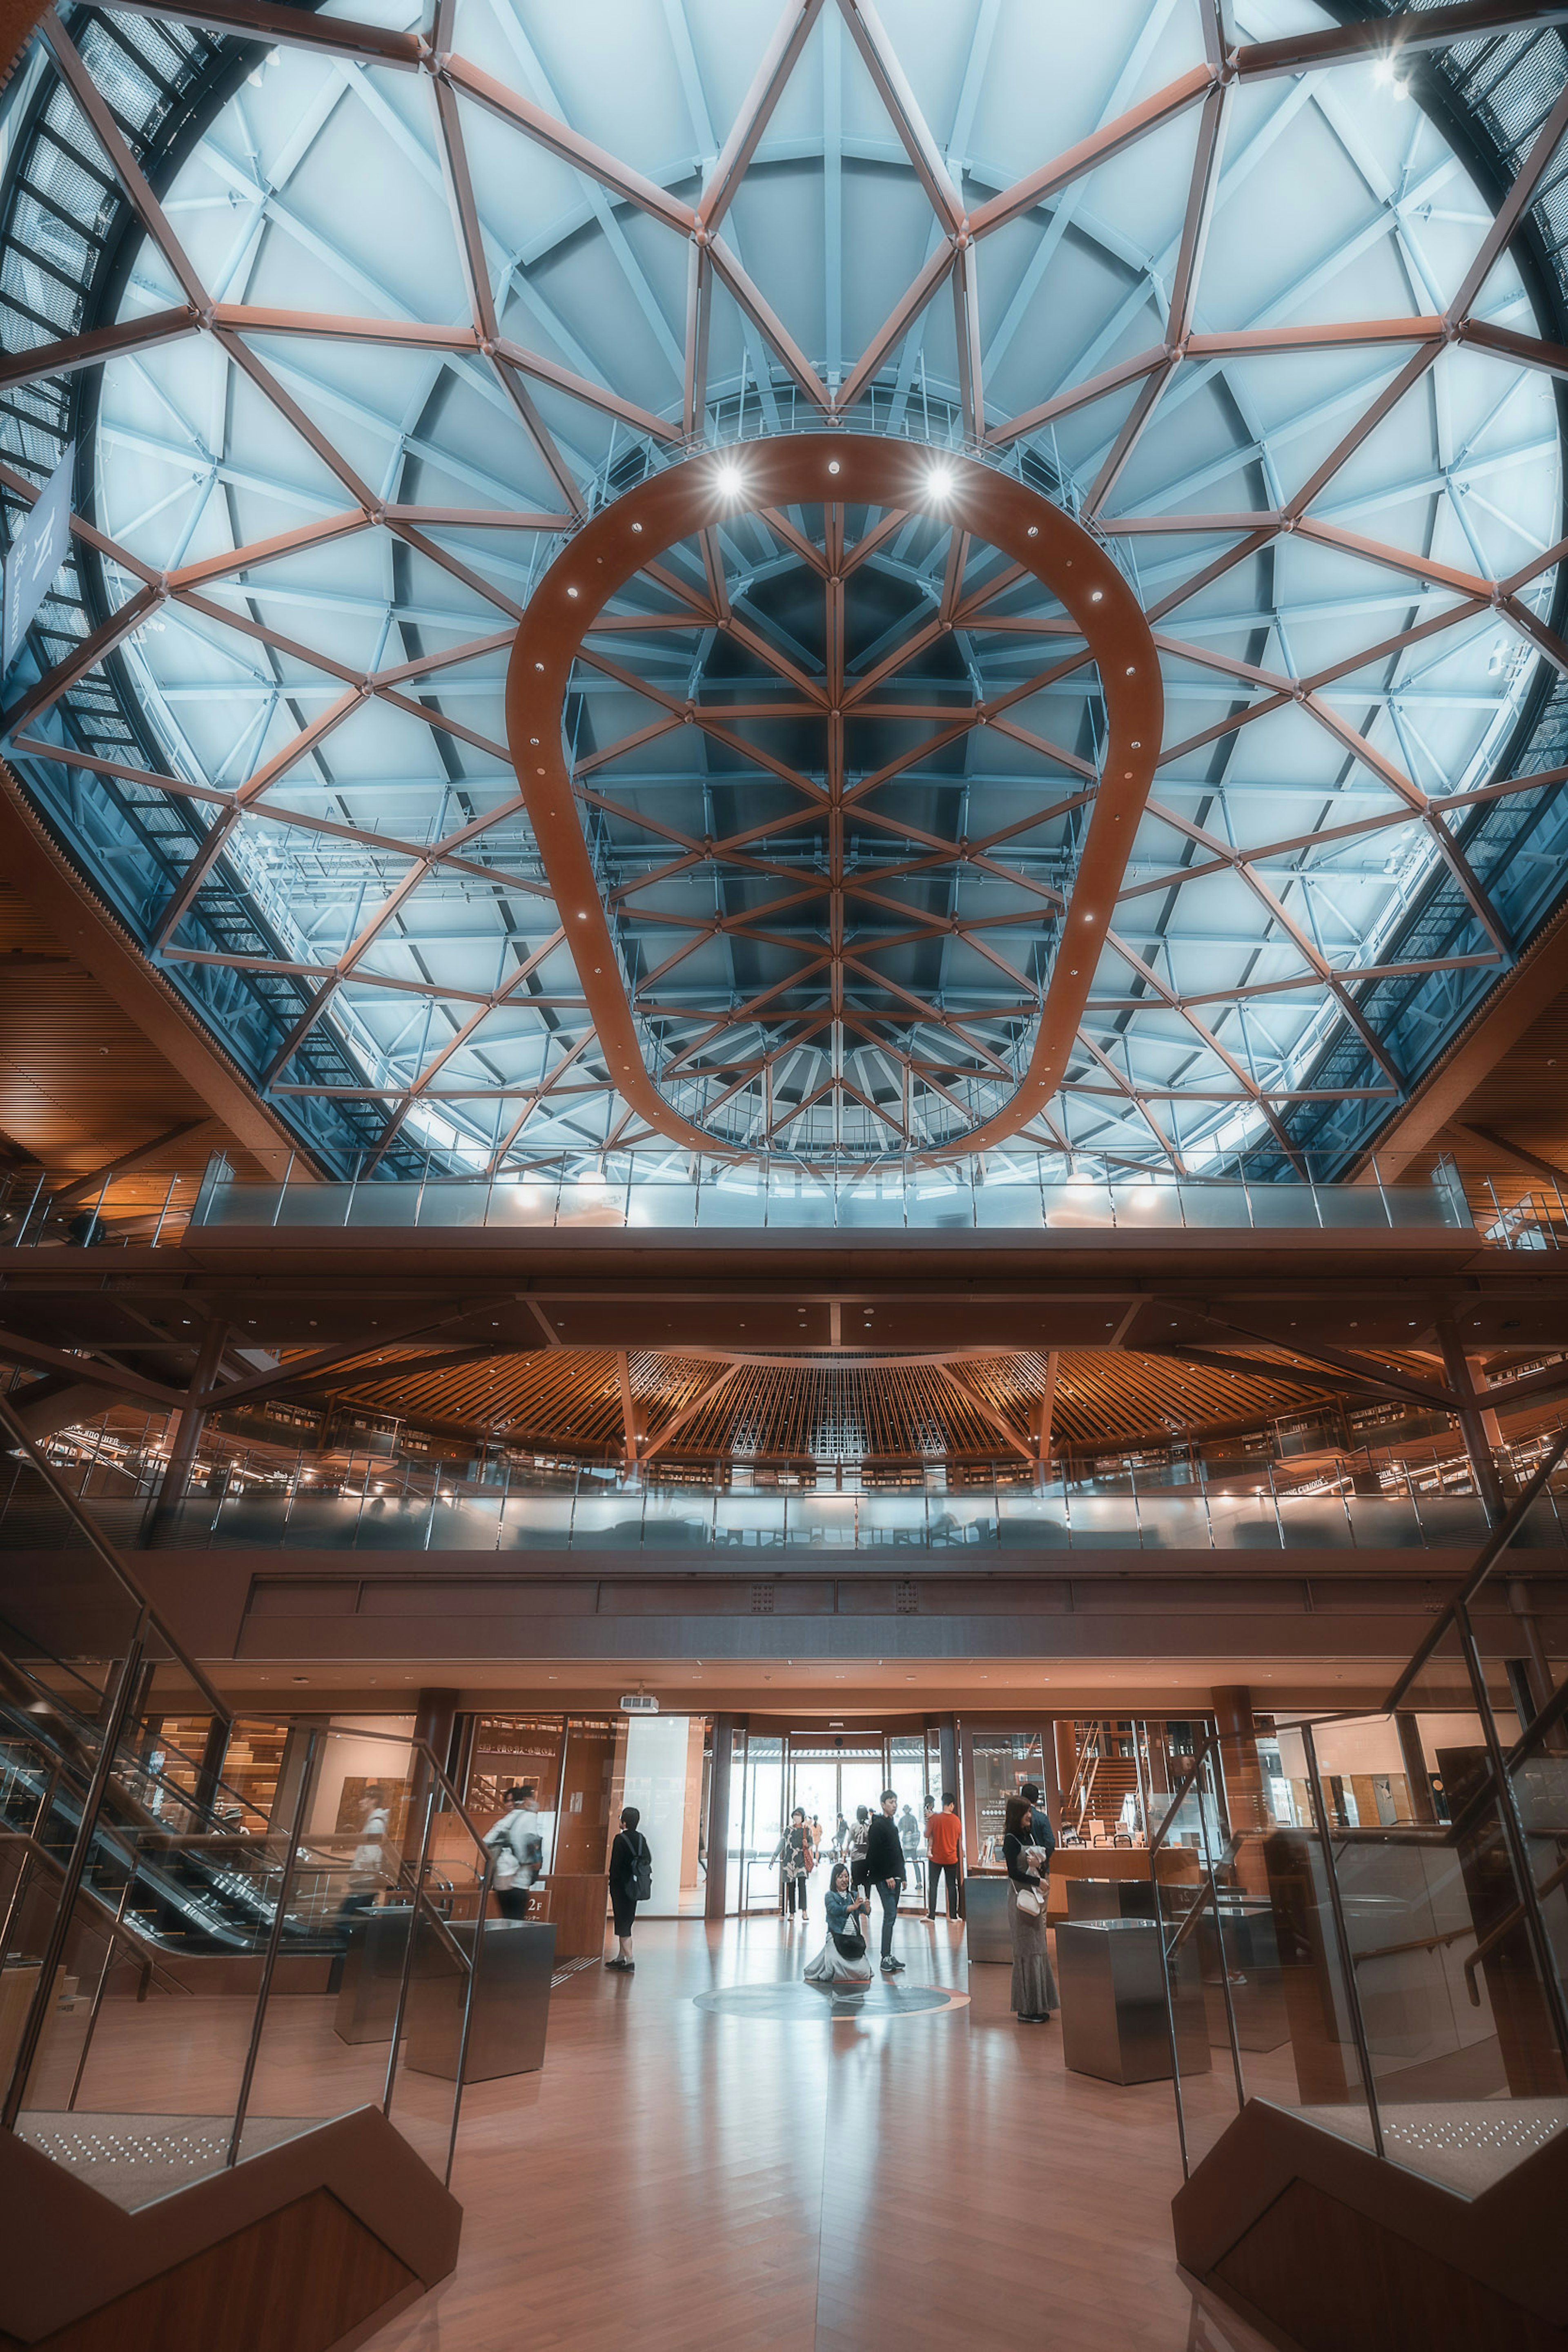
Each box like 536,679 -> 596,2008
787,1743 -> 885,1870
728,1732 -> 935,1913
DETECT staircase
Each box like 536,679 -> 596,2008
1154,1440 -> 1568,2352
1065,1721 -> 1141,1836
0,1397 -> 491,2352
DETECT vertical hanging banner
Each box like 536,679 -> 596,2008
2,445 -> 74,680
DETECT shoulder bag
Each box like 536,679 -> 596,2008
634,1835 -> 653,1902
831,1926 -> 867,1960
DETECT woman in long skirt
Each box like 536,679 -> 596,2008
1002,1793 -> 1058,2023
804,1864 -> 873,1988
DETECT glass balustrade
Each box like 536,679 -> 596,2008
0,1456 -> 497,2199
16,1150 -> 1560,1252
1152,1484 -> 1568,2205
4,1449 -> 1552,1558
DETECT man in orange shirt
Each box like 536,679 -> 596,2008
925,1792 -> 963,1919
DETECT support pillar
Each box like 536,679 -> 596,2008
413,1688 -> 461,1785
934,1715 -> 958,1807
1438,1319 -> 1505,1524
1508,1578 -> 1566,1752
705,1714 -> 736,1924
1212,1684 -> 1270,1895
1395,1711 -> 1439,1824
143,1316 -> 226,1542
1053,1718 -> 1078,1831
193,1712 -> 231,1820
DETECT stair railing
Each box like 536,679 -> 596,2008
1151,1422 -> 1568,2181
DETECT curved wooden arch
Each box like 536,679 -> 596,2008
505,438 -> 1161,1160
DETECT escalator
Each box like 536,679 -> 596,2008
0,1628 -> 346,1975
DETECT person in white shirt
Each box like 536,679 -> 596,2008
484,1781 -> 545,1919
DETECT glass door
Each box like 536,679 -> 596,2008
786,1743 -> 886,1873
735,1733 -> 786,1911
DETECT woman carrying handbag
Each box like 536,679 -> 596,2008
804,1863 -> 873,1991
606,1805 -> 650,1971
773,1806 -> 816,1920
1002,1794 -> 1058,2025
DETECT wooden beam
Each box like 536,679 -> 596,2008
1359,898 -> 1568,1181
1453,1121 -> 1568,1195
0,763 -> 305,1174
0,1326 -> 183,1409
50,1119 -> 211,1207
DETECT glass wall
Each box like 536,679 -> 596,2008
969,1732 -> 1046,1868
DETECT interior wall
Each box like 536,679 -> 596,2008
619,1714 -> 696,1916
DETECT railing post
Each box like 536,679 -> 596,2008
381,1768 -> 440,2118
1300,1722 -> 1384,2159
445,1854 -> 494,2187
1454,1601 -> 1568,2074
151,1170 -> 179,1247
227,1726 -> 319,2166
2,1616 -> 147,2131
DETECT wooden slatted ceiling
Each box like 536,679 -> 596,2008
326,1346 -> 1337,1462
0,874 -> 221,1180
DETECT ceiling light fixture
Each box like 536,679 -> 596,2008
927,466 -> 954,499
715,461 -> 744,496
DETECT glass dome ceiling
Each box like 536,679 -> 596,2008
3,0 -> 1568,1177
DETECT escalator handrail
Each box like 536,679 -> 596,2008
0,1391 -> 231,1724
0,1827 -> 191,1996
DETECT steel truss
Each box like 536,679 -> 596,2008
0,2 -> 1566,1171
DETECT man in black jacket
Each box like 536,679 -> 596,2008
865,1788 -> 906,1973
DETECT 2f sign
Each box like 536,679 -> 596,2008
2,446 -> 73,680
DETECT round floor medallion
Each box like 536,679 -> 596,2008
694,1980 -> 967,2023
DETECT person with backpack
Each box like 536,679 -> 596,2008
606,1804 -> 651,1970
483,1781 -> 545,1920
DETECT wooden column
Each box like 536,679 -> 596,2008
413,1688 -> 460,1784
1212,1684 -> 1272,1897
1053,1718 -> 1078,1832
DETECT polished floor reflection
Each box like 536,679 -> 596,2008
366,1914 -> 1272,2352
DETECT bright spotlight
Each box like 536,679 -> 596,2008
716,461 -> 745,496
927,467 -> 955,499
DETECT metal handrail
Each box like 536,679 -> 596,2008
1352,1925 -> 1470,1966
0,1391 -> 231,1724
1462,1853 -> 1568,2006
0,1828 -> 189,1997
1382,1424 -> 1568,1716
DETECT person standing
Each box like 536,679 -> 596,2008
847,1804 -> 871,1889
1020,1781 -> 1059,1881
925,1791 -> 964,1920
606,1804 -> 650,1971
1002,1794 -> 1057,2024
772,1807 -> 816,1919
864,1788 -> 907,1974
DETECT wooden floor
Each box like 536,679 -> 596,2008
358,1915 -> 1272,2352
